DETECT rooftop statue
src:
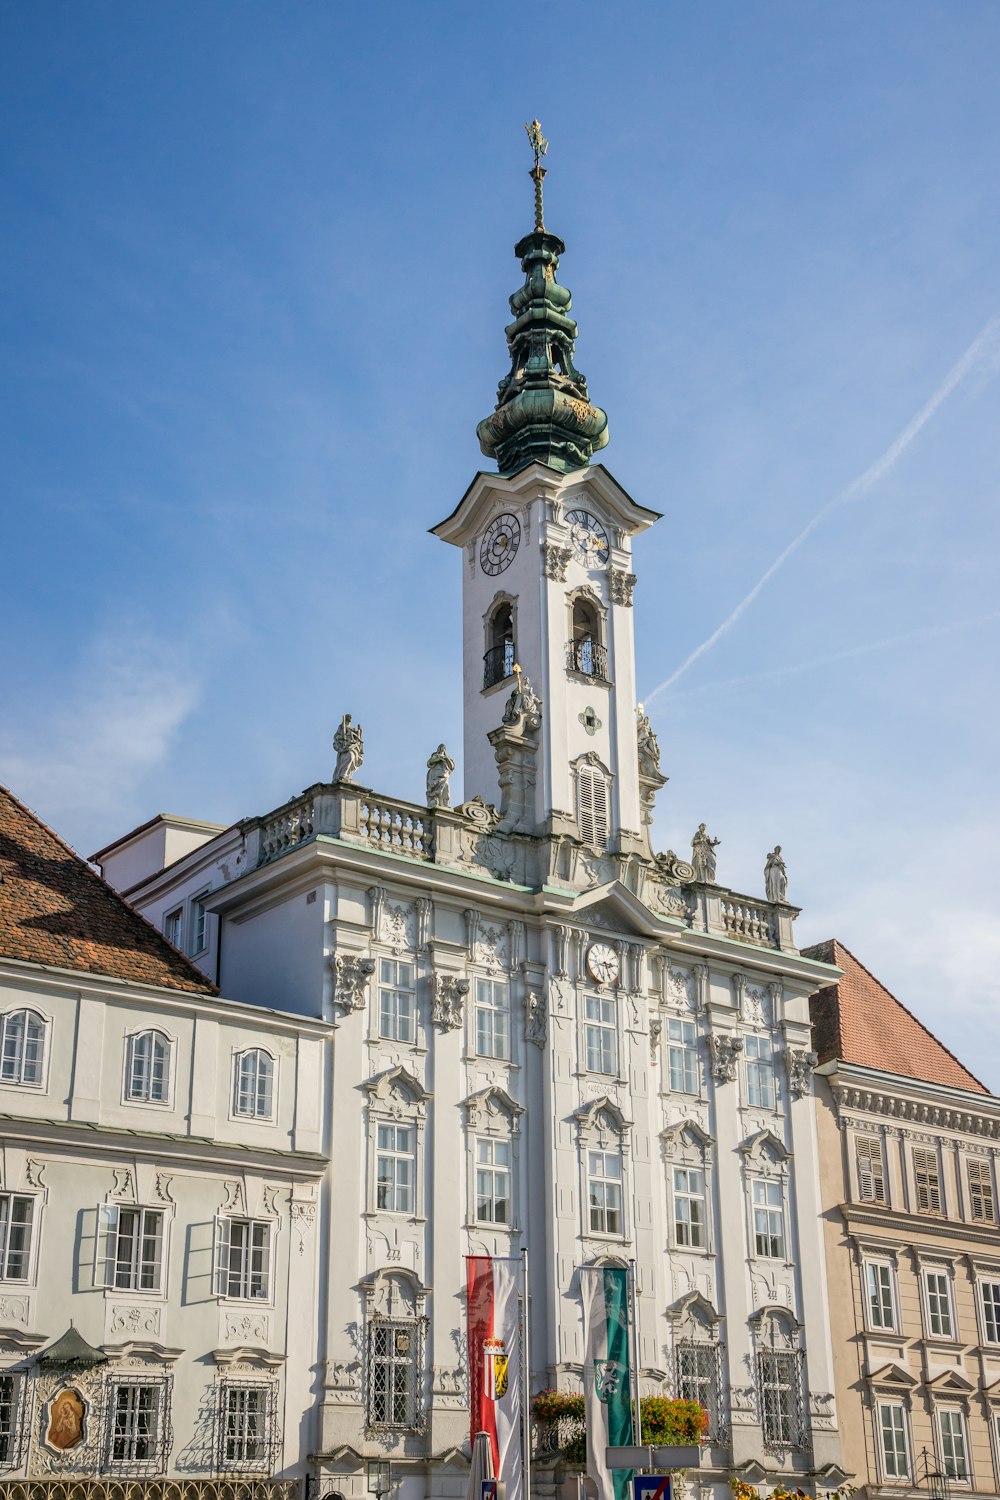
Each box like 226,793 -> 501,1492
765,845 -> 788,903
332,713 -> 364,784
691,823 -> 720,883
636,703 -> 662,779
426,744 -> 455,809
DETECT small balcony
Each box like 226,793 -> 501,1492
566,638 -> 609,681
484,640 -> 516,690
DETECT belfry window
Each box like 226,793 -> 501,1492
567,597 -> 608,680
576,764 -> 609,846
484,601 -> 515,689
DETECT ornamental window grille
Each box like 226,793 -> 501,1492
379,959 -> 415,1043
877,1401 -> 911,1481
751,1179 -> 785,1259
864,1260 -> 897,1331
376,1123 -> 415,1214
106,1377 -> 171,1473
112,1206 -> 165,1293
217,1382 -> 277,1471
744,1034 -> 775,1109
666,1018 -> 699,1093
924,1270 -> 954,1339
856,1134 -> 886,1204
968,1157 -> 996,1223
475,1137 -> 511,1225
588,1149 -> 623,1236
215,1217 -> 271,1301
0,1195 -> 34,1281
233,1049 -> 275,1120
981,1280 -> 1000,1344
125,1030 -> 170,1103
365,1316 -> 426,1431
937,1406 -> 970,1481
0,1009 -> 45,1087
756,1349 -> 804,1450
585,994 -> 617,1075
674,1340 -> 724,1441
568,599 -> 608,680
913,1147 -> 942,1214
475,978 -> 510,1061
0,1373 -> 26,1470
673,1167 -> 706,1249
576,766 -> 609,846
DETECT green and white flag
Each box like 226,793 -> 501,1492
581,1265 -> 634,1500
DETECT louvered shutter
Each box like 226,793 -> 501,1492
968,1159 -> 995,1223
856,1136 -> 886,1204
913,1149 -> 942,1214
577,770 -> 596,844
592,773 -> 609,844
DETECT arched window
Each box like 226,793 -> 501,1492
752,1308 -> 805,1451
567,595 -> 607,679
125,1029 -> 170,1103
0,1010 -> 45,1087
576,763 -> 610,846
233,1049 -> 275,1120
484,599 -> 516,689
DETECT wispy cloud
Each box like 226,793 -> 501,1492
658,609 -> 1000,701
644,316 -> 1000,705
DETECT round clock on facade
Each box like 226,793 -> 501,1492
586,941 -> 620,986
565,508 -> 610,567
479,513 -> 521,575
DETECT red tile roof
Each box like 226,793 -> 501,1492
804,937 -> 985,1093
0,785 -> 217,996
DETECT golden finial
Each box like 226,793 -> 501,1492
513,661 -> 523,691
524,119 -> 548,231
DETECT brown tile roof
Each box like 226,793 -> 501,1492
0,785 -> 217,996
804,937 -> 985,1093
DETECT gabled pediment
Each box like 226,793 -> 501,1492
363,1064 -> 430,1104
980,1375 -> 1000,1402
739,1128 -> 791,1164
867,1362 -> 917,1389
433,1447 -> 472,1468
662,1119 -> 714,1153
464,1085 -> 524,1127
575,1095 -> 632,1135
668,1290 -> 720,1329
568,880 -> 666,939
926,1369 -> 975,1394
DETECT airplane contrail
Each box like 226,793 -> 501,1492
643,315 -> 1000,706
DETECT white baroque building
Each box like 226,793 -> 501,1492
90,174 -> 850,1500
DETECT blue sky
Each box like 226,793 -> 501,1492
3,3 -> 999,1082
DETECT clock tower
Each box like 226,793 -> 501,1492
432,124 -> 662,856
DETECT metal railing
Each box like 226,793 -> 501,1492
483,640 -> 516,689
566,639 -> 609,680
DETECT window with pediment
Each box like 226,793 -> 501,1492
741,1130 -> 790,1262
364,1067 -> 429,1221
663,1122 -> 713,1253
577,1099 -> 630,1244
363,1270 -> 428,1433
752,1308 -> 805,1452
669,1294 -> 726,1443
465,1087 -> 522,1231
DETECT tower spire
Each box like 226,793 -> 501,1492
476,122 -> 609,477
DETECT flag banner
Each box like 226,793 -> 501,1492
467,1256 -> 523,1500
581,1264 -> 634,1500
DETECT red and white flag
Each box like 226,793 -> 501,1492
466,1255 -> 523,1500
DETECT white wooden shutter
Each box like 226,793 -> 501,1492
214,1216 -> 231,1298
592,775 -> 609,845
95,1203 -> 118,1289
577,769 -> 596,844
968,1159 -> 995,1223
913,1149 -> 941,1214
856,1136 -> 886,1204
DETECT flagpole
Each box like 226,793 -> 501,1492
521,1245 -> 531,1500
628,1258 -> 643,1452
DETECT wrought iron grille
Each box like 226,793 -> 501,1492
755,1349 -> 805,1452
214,1380 -> 280,1475
104,1377 -> 173,1477
483,641 -> 516,690
674,1341 -> 727,1444
566,639 -> 609,680
0,1374 -> 28,1472
364,1316 -> 427,1433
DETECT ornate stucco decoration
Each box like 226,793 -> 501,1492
608,568 -> 637,606
464,1085 -> 523,1132
524,990 -> 547,1048
542,542 -> 572,581
787,1047 -> 819,1098
333,953 -> 376,1014
708,1032 -> 744,1082
648,1013 -> 662,1060
431,973 -> 470,1031
662,1120 -> 714,1160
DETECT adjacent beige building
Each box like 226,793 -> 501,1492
808,939 -> 1000,1497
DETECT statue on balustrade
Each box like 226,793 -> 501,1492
691,823 -> 720,883
636,703 -> 662,778
764,845 -> 788,903
501,666 -> 542,730
426,744 -> 455,808
333,713 -> 364,783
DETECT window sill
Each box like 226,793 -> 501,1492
466,1221 -> 521,1237
367,1038 -> 428,1055
566,669 -> 614,689
580,1232 -> 632,1248
362,1211 -> 427,1225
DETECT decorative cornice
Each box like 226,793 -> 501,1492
832,1081 -> 1000,1138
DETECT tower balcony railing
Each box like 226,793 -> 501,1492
566,638 -> 609,680
484,640 -> 516,689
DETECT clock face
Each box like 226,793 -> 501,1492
565,508 -> 610,566
480,513 -> 521,576
586,941 -> 620,987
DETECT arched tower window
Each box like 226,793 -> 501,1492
483,598 -> 516,689
567,594 -> 608,680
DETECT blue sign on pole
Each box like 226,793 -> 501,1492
633,1477 -> 671,1500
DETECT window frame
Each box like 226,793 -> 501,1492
474,1136 -> 512,1226
936,1405 -> 971,1484
377,958 -> 416,1044
163,908 -> 183,948
0,1009 -> 47,1091
967,1157 -> 996,1225
474,977 -> 510,1062
980,1277 -> 1000,1345
216,1380 -> 276,1471
921,1266 -> 956,1341
575,763 -> 610,846
665,1017 -> 699,1095
756,1347 -> 803,1450
214,1216 -> 274,1303
876,1399 -> 911,1482
231,1048 -> 276,1123
912,1145 -> 944,1215
863,1258 -> 898,1333
587,1146 -> 624,1238
190,889 -> 210,956
98,1203 -> 167,1295
855,1133 -> 887,1205
751,1177 -> 786,1260
673,1165 -> 707,1250
364,1314 -> 426,1432
0,1193 -> 36,1283
584,992 -> 618,1076
0,1372 -> 26,1470
744,1033 -> 776,1109
123,1028 -> 172,1107
375,1121 -> 416,1215
674,1339 -> 723,1442
104,1376 -> 171,1473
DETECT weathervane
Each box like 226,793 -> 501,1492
524,118 -> 548,231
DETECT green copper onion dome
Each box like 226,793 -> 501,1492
477,122 -> 609,477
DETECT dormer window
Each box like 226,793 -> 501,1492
484,598 -> 516,689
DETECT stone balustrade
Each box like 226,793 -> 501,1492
720,893 -> 776,946
258,793 -> 317,864
358,798 -> 431,859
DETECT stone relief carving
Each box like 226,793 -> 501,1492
608,567 -> 637,606
649,1013 -> 662,1060
636,705 -> 662,778
465,912 -> 510,973
787,1047 -> 819,1098
729,1384 -> 757,1418
579,705 -> 602,737
0,1295 -> 28,1325
542,542 -> 572,581
524,991 -> 547,1048
708,1033 -> 744,1082
808,1391 -> 836,1429
223,1311 -> 270,1343
333,953 -> 376,1013
383,901 -> 416,953
109,1303 -> 161,1336
25,1159 -> 45,1189
222,1180 -> 244,1214
290,1197 -> 317,1255
431,973 -> 470,1031
432,1363 -> 466,1407
111,1168 -> 135,1200
261,1184 -> 280,1217
154,1172 -> 173,1203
